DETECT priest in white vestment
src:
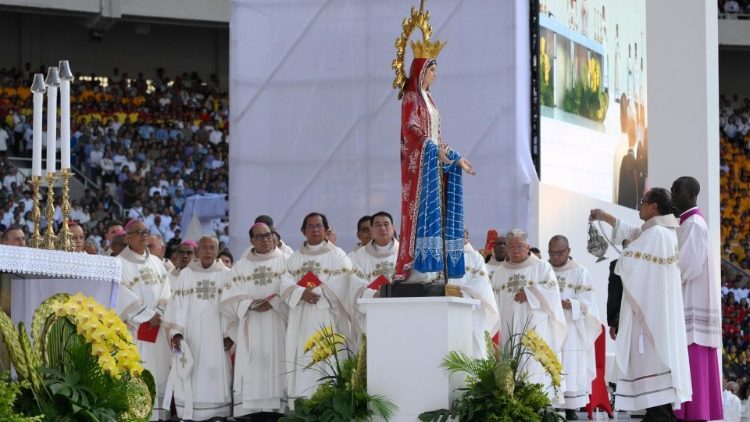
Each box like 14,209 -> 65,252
491,229 -> 567,403
116,220 -> 171,421
591,187 -> 692,421
147,234 -> 174,272
485,232 -> 506,281
254,214 -> 294,257
221,223 -> 290,418
449,229 -> 500,358
348,212 -> 398,350
671,177 -> 723,421
168,240 -> 196,283
163,236 -> 232,420
548,235 -> 602,419
350,215 -> 373,253
283,213 -> 352,408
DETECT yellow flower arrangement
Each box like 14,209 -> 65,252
540,37 -> 551,85
55,293 -> 143,379
521,329 -> 563,388
303,325 -> 346,365
587,57 -> 601,93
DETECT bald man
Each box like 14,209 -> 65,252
163,236 -> 232,420
116,219 -> 171,419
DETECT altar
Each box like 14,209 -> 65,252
359,296 -> 479,422
0,245 -> 121,329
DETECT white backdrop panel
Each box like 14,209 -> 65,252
229,0 -> 536,253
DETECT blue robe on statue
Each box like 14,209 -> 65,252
413,139 -> 465,279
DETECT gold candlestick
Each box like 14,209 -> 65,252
57,168 -> 73,252
29,176 -> 43,249
43,172 -> 58,250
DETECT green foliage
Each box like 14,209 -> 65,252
280,333 -> 396,422
1,298 -> 152,421
0,373 -> 43,422
561,82 -> 609,122
419,332 -> 565,422
39,332 -> 132,422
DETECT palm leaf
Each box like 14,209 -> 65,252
31,293 -> 69,365
44,317 -> 77,370
368,394 -> 398,419
0,311 -> 28,380
441,351 -> 479,378
17,323 -> 43,394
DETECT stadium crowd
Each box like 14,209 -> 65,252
0,65 -> 229,257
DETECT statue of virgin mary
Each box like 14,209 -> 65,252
392,6 -> 476,283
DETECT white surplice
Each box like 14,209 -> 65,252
677,208 -> 722,349
612,215 -> 692,411
552,259 -> 602,409
348,239 -> 398,351
162,260 -> 232,420
116,246 -> 171,421
168,266 -> 183,288
485,255 -> 504,281
491,254 -> 567,403
221,247 -> 290,417
280,241 -> 294,258
282,241 -> 352,407
448,243 -> 500,358
163,258 -> 175,273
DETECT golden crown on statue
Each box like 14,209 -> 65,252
392,0 -> 446,92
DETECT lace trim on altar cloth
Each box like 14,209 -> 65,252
0,245 -> 121,281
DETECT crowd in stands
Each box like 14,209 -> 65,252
0,65 -> 229,257
720,94 -> 750,415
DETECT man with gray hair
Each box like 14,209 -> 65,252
491,228 -> 567,404
147,233 -> 174,272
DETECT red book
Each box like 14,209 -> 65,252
367,275 -> 390,290
137,322 -> 159,343
297,271 -> 322,288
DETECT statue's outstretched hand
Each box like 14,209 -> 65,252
438,144 -> 453,165
458,158 -> 476,175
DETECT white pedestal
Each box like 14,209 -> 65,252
359,296 -> 478,422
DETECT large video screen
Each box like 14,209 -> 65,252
538,0 -> 647,209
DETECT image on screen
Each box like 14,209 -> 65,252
538,0 -> 647,209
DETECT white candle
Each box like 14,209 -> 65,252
46,84 -> 57,175
59,60 -> 72,170
31,76 -> 45,177
59,79 -> 70,169
45,67 -> 60,175
32,94 -> 43,176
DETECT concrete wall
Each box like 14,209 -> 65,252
0,0 -> 229,23
0,10 -> 228,89
719,18 -> 750,47
720,49 -> 750,98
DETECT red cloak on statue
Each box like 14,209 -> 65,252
394,58 -> 436,281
